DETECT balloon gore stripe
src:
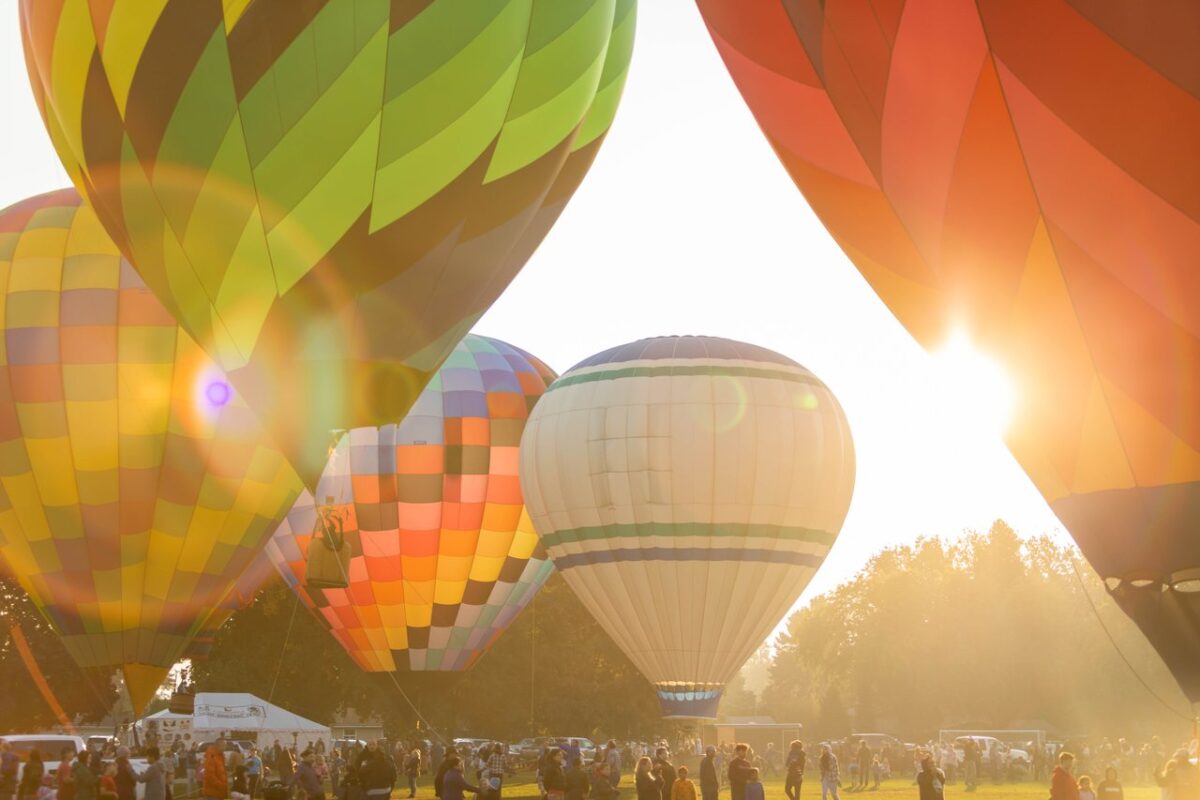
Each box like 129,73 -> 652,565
551,547 -> 827,569
539,522 -> 836,548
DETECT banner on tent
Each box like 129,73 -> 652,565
195,702 -> 267,721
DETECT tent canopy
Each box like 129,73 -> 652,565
144,693 -> 330,748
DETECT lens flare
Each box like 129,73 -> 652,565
205,380 -> 232,408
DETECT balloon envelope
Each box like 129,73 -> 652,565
696,0 -> 1200,700
0,190 -> 301,712
20,0 -> 636,483
183,548 -> 280,661
265,334 -> 556,672
519,336 -> 855,717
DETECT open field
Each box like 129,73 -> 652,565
408,774 -> 1160,800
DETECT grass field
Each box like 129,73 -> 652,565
411,773 -> 1161,800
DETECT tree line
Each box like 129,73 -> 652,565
735,521 -> 1192,744
4,520 -> 1193,745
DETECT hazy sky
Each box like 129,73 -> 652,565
0,3 -> 1068,617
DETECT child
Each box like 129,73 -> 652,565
99,764 -> 117,800
743,769 -> 764,800
1097,767 -> 1123,800
671,766 -> 696,800
1079,775 -> 1097,800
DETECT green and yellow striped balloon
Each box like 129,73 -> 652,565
20,0 -> 635,483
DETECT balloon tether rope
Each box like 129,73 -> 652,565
1070,558 -> 1192,721
384,671 -> 447,743
267,590 -> 302,704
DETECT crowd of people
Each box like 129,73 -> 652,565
0,742 -> 170,800
5,733 -> 1200,800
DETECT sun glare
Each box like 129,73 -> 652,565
930,329 -> 1015,438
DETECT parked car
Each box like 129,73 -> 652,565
953,736 -> 1031,770
1,734 -> 86,781
552,738 -> 598,764
452,739 -> 495,759
86,736 -> 116,754
508,738 -> 553,765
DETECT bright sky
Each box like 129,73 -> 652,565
0,3 -> 1068,620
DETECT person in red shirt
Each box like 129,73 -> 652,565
1051,752 -> 1080,800
99,764 -> 117,800
203,741 -> 229,800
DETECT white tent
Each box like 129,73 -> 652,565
142,693 -> 330,751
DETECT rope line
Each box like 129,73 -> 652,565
384,671 -> 447,744
1070,558 -> 1193,721
267,590 -> 302,704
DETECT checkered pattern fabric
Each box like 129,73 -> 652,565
265,334 -> 554,671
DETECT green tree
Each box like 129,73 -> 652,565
0,574 -> 117,731
194,573 -> 673,741
763,521 -> 1191,742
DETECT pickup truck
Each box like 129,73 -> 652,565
953,736 -> 1031,771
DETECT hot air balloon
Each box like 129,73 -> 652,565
0,189 -> 301,713
519,336 -> 855,718
183,550 -> 279,662
695,2 -> 1200,701
264,335 -> 556,672
19,0 -> 636,483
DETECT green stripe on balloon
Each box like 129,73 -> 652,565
539,521 -> 837,549
547,364 -> 827,391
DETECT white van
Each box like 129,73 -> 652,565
1,734 -> 87,782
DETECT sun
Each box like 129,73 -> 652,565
930,328 -> 1016,438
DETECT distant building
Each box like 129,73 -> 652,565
331,709 -> 384,744
702,717 -> 802,754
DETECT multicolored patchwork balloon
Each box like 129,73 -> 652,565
0,190 -> 301,712
20,0 -> 636,483
519,336 -> 856,718
265,335 -> 555,672
696,1 -> 1200,700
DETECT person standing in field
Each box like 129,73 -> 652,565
699,748 -> 718,800
635,759 -> 661,800
818,745 -> 839,800
202,741 -> 228,800
440,759 -> 479,800
605,743 -> 621,792
727,746 -> 753,800
653,750 -> 676,800
543,750 -> 567,800
783,741 -> 805,800
137,747 -> 167,800
564,757 -> 589,800
1051,752 -> 1079,800
961,740 -> 978,793
16,750 -> 43,800
1156,749 -> 1200,800
0,742 -> 17,800
742,770 -> 763,800
671,767 -> 696,800
1096,767 -> 1123,800
917,754 -> 945,800
590,756 -> 612,800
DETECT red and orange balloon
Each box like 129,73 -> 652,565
697,0 -> 1200,699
